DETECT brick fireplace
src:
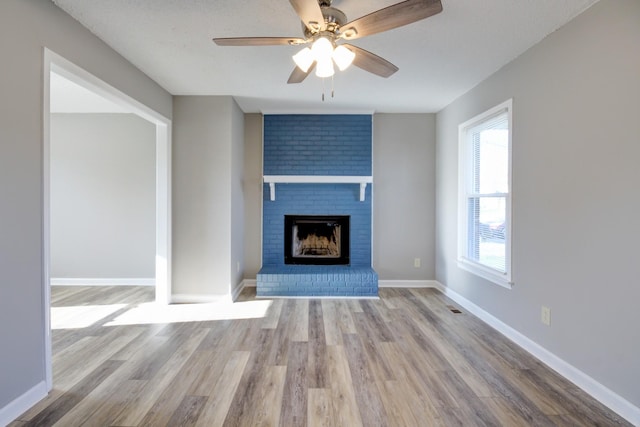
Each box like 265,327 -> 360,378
257,114 -> 378,297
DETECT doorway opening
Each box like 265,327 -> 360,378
43,49 -> 171,389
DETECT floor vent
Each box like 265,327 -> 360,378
448,305 -> 462,314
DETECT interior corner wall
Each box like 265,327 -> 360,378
373,113 -> 436,280
229,100 -> 245,295
435,0 -> 640,408
243,114 -> 263,279
50,113 -> 156,279
0,0 -> 171,420
172,96 -> 244,298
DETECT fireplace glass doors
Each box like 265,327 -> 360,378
284,215 -> 350,265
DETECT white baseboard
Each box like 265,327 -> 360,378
231,279 -> 255,301
0,380 -> 48,427
242,279 -> 257,288
170,280 -> 254,304
435,281 -> 640,426
51,278 -> 155,286
170,294 -> 230,304
378,279 -> 439,288
231,285 -> 243,302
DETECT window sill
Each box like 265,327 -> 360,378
457,258 -> 513,289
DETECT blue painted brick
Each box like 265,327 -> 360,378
261,115 -> 376,296
256,266 -> 378,297
264,114 -> 372,176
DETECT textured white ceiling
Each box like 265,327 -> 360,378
51,0 -> 599,113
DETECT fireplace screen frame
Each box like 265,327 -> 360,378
284,215 -> 350,265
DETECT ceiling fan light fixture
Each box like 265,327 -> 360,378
315,58 -> 335,78
293,47 -> 314,72
213,0 -> 444,87
311,36 -> 334,63
332,45 -> 355,71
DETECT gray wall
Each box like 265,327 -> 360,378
172,96 -> 244,298
243,114 -> 263,279
373,114 -> 436,280
0,0 -> 171,416
50,113 -> 155,279
230,101 -> 245,295
435,0 -> 640,408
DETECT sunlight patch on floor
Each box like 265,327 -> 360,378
52,304 -> 127,329
104,300 -> 273,326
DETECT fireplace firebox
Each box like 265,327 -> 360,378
284,215 -> 350,265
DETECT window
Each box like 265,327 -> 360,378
458,99 -> 512,288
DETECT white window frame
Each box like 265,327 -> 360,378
457,99 -> 513,289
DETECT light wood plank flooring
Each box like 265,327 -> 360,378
11,285 -> 630,426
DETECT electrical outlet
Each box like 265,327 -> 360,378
414,258 -> 421,268
541,306 -> 551,326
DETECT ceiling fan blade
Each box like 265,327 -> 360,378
213,37 -> 306,46
339,0 -> 442,40
287,63 -> 316,84
344,44 -> 398,78
289,0 -> 325,33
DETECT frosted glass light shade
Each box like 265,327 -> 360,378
311,37 -> 333,63
332,45 -> 355,71
315,58 -> 335,78
293,47 -> 314,72
292,37 -> 350,80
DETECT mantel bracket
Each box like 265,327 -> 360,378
263,175 -> 373,202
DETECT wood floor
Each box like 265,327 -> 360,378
11,285 -> 630,426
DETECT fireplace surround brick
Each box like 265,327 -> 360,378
257,265 -> 378,298
264,114 -> 372,176
259,114 -> 378,297
262,183 -> 371,266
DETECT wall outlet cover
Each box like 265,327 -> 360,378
541,306 -> 551,326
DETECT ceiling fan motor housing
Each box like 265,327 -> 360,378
303,6 -> 347,38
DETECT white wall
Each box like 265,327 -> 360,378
172,96 -> 244,299
50,113 -> 155,279
436,0 -> 640,410
0,0 -> 171,420
373,114 -> 436,280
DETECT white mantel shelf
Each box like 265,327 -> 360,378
263,175 -> 373,202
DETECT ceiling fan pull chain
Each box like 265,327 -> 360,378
322,78 -> 325,101
331,75 -> 335,98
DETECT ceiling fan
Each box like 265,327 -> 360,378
212,0 -> 443,84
